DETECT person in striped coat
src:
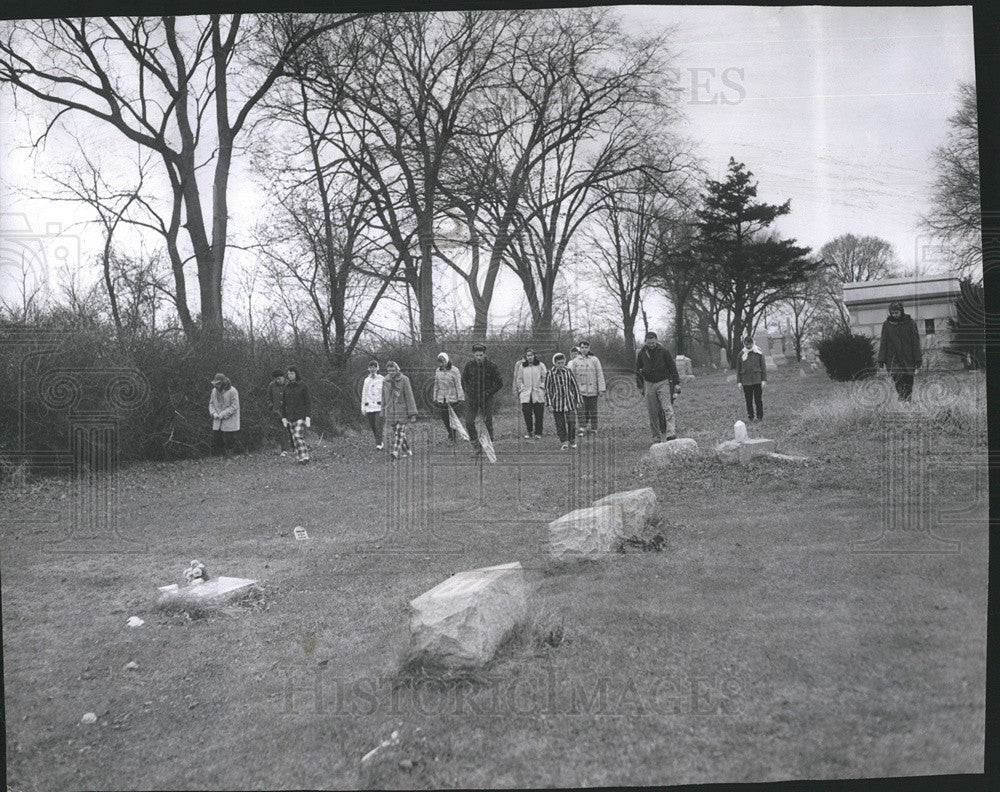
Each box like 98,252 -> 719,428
544,352 -> 583,451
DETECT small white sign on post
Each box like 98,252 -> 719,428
293,526 -> 309,541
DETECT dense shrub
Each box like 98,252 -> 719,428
815,330 -> 876,381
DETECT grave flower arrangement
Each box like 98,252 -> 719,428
184,560 -> 209,585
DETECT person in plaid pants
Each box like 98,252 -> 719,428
381,361 -> 418,459
281,366 -> 312,464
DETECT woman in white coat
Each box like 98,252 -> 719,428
512,347 -> 547,439
209,373 -> 240,457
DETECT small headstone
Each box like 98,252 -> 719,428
156,576 -> 258,609
81,712 -> 97,724
126,616 -> 144,628
733,420 -> 748,442
737,438 -> 775,463
549,504 -> 626,560
675,355 -> 693,377
409,562 -> 528,667
592,488 -> 658,539
293,526 -> 309,541
648,438 -> 698,467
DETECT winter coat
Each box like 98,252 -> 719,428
737,351 -> 767,386
462,359 -> 503,406
636,343 -> 679,388
513,359 -> 547,403
878,313 -> 922,374
545,367 -> 583,412
432,365 -> 465,405
282,380 -> 311,422
361,373 -> 384,414
382,374 -> 418,424
210,386 -> 240,432
568,354 -> 605,396
266,379 -> 284,417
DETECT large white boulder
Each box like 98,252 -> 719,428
408,562 -> 528,667
548,504 -> 626,561
648,438 -> 698,466
156,576 -> 258,609
592,488 -> 657,538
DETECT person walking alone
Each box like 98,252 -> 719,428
878,300 -> 922,402
635,332 -> 680,443
568,339 -> 605,435
545,352 -> 583,451
432,352 -> 465,443
462,343 -> 503,457
282,366 -> 312,464
361,360 -> 385,449
736,336 -> 767,421
513,347 -> 546,439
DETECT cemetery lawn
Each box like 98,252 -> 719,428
2,368 -> 987,789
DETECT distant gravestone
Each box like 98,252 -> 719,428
156,576 -> 258,609
648,438 -> 698,467
675,355 -> 693,377
592,488 -> 657,538
549,504 -> 626,561
408,562 -> 528,667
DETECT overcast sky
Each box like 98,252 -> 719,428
0,5 -> 977,335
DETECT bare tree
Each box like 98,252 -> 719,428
0,14 -> 362,341
922,82 -> 981,279
817,233 -> 901,329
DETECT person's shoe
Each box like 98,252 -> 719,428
570,441 -> 578,449
534,434 -> 543,441
280,451 -> 288,457
560,442 -> 569,451
665,435 -> 677,441
406,449 -> 413,457
376,443 -> 383,450
390,450 -> 399,460
523,433 -> 532,439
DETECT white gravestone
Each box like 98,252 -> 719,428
733,420 -> 748,442
156,576 -> 258,608
548,504 -> 626,561
408,562 -> 528,667
592,488 -> 658,538
674,355 -> 693,377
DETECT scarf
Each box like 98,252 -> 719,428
741,342 -> 763,361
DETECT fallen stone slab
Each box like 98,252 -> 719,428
592,487 -> 657,538
648,438 -> 699,467
156,576 -> 258,609
737,438 -> 775,463
549,504 -> 626,561
408,562 -> 528,667
763,451 -> 809,463
714,439 -> 741,464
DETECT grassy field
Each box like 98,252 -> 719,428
1,366 -> 987,789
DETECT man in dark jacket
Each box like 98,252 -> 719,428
636,332 -> 680,442
266,369 -> 292,454
462,343 -> 503,451
878,300 -> 922,402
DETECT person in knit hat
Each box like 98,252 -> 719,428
432,351 -> 465,443
544,352 -> 583,451
736,335 -> 767,421
878,300 -> 922,401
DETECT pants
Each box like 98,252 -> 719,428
273,412 -> 292,451
521,401 -> 544,435
211,429 -> 237,456
644,379 -> 675,441
465,397 -> 495,444
436,401 -> 464,440
580,394 -> 599,429
742,384 -> 763,419
553,410 -> 577,443
890,371 -> 914,401
390,423 -> 411,457
290,419 -> 310,462
365,411 -> 384,443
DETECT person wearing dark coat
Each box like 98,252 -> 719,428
462,343 -> 503,452
736,336 -> 767,421
266,369 -> 292,454
281,366 -> 312,463
878,300 -> 922,402
635,332 -> 680,442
